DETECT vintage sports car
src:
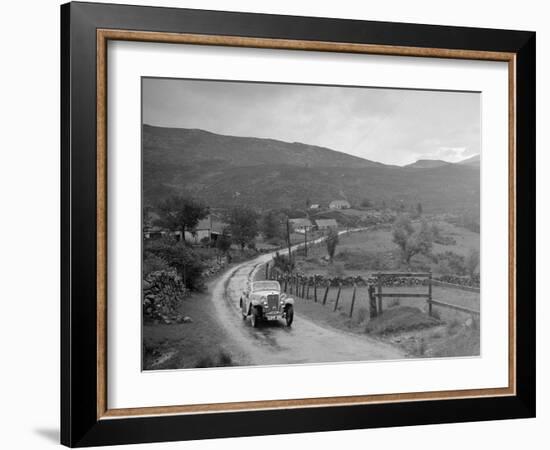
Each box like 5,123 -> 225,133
240,280 -> 294,327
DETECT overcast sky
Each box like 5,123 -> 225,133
143,78 -> 480,166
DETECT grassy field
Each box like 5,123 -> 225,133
429,220 -> 480,257
290,282 -> 479,358
289,282 -> 479,324
293,221 -> 479,279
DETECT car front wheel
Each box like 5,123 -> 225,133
285,305 -> 294,327
240,298 -> 247,320
251,307 -> 260,328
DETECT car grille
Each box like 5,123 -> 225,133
267,294 -> 279,312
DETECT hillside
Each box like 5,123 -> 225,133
143,124 -> 386,169
143,125 -> 479,213
458,154 -> 480,167
405,159 -> 451,169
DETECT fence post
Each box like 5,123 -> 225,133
322,284 -> 330,305
349,283 -> 357,318
306,282 -> 310,300
314,278 -> 318,302
368,284 -> 378,318
265,263 -> 269,279
333,283 -> 342,312
377,274 -> 383,314
428,272 -> 433,317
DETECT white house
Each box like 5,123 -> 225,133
144,215 -> 224,244
184,216 -> 224,244
329,200 -> 351,210
289,218 -> 313,234
315,219 -> 338,230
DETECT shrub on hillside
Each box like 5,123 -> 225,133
145,237 -> 205,291
143,253 -> 171,276
335,249 -> 390,271
434,251 -> 467,276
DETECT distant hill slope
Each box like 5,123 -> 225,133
143,125 -> 479,213
457,154 -> 480,167
405,159 -> 452,169
143,124 -> 386,169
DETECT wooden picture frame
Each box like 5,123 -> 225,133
61,2 -> 535,447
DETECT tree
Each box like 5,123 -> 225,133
392,215 -> 433,264
465,248 -> 480,280
360,198 -> 372,208
145,237 -> 205,290
155,195 -> 209,236
216,227 -> 232,259
325,228 -> 339,263
143,205 -> 153,227
272,252 -> 295,274
260,210 -> 282,241
227,206 -> 259,251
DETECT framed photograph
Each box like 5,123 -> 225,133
61,2 -> 535,447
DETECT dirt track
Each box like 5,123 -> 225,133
209,250 -> 404,366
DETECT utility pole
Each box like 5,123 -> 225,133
304,226 -> 308,257
286,218 -> 292,267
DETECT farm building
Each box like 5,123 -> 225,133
144,215 -> 224,244
184,216 -> 225,244
309,204 -> 320,210
316,219 -> 338,230
329,199 -> 351,210
289,218 -> 313,234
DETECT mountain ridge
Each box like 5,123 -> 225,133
143,125 -> 480,213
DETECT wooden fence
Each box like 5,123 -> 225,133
266,265 -> 480,320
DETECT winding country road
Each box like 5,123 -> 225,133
209,246 -> 404,366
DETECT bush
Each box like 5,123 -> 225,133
446,212 -> 480,233
272,252 -> 296,274
143,253 -> 170,276
145,238 -> 205,291
327,262 -> 345,278
335,249 -> 390,271
355,307 -> 369,324
434,251 -> 466,276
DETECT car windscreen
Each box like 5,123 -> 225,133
252,281 -> 279,292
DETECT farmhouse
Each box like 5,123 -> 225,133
289,218 -> 313,234
143,215 -> 224,244
329,199 -> 351,210
184,216 -> 224,244
143,225 -> 167,240
316,219 -> 338,230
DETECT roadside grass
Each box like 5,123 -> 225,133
292,223 -> 479,278
142,289 -> 245,370
430,220 -> 480,257
364,306 -> 441,335
291,284 -> 478,324
292,283 -> 480,358
430,323 -> 480,357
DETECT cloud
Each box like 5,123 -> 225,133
143,78 -> 480,166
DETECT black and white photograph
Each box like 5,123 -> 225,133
141,78 -> 481,370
